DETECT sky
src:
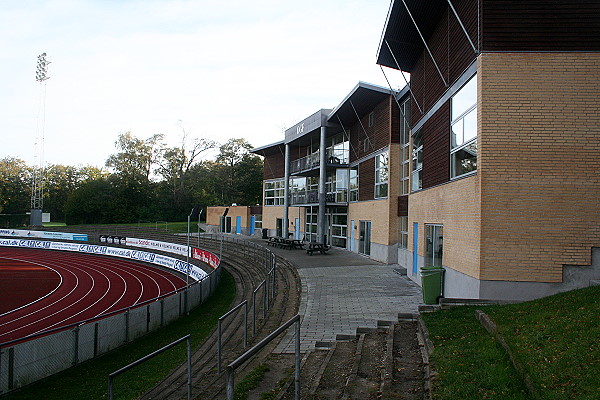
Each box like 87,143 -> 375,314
0,0 -> 405,168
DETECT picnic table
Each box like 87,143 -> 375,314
306,242 -> 329,255
266,236 -> 305,250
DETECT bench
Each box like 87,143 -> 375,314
306,242 -> 329,255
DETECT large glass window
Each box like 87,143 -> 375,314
411,129 -> 423,192
264,179 -> 285,206
349,167 -> 358,201
425,224 -> 443,267
451,74 -> 477,178
375,152 -> 389,198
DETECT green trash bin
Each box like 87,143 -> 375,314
420,266 -> 445,305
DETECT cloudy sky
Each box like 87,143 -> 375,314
0,0 -> 405,168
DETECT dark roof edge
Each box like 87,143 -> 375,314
251,139 -> 285,155
327,81 -> 395,121
375,0 -> 396,66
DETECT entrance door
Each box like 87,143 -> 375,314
250,216 -> 255,235
236,216 -> 242,234
276,218 -> 283,237
359,220 -> 371,256
350,220 -> 355,251
295,218 -> 301,240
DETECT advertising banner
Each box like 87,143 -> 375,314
0,239 -> 207,281
125,237 -> 189,257
192,247 -> 220,269
0,229 -> 88,241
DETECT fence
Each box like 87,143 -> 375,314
0,232 -> 277,395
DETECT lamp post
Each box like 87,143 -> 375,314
30,52 -> 50,227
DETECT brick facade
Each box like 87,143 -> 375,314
478,52 -> 600,282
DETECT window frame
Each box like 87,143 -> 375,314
450,74 -> 478,179
374,151 -> 389,199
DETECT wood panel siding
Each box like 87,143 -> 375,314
422,102 -> 450,189
348,97 -> 393,163
263,153 -> 285,180
410,0 -> 479,125
482,0 -> 600,51
359,158 -> 375,201
397,195 -> 409,217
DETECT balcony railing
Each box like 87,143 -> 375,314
290,149 -> 349,174
289,190 -> 348,205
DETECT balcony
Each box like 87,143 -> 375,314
290,148 -> 349,175
289,189 -> 348,206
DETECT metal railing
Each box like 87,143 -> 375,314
217,300 -> 248,374
108,335 -> 192,400
226,314 -> 301,400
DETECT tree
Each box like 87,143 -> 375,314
106,132 -> 163,184
215,138 -> 263,206
156,123 -> 216,208
0,157 -> 31,214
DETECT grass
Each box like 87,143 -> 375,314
4,269 -> 236,400
422,285 -> 600,400
234,364 -> 271,400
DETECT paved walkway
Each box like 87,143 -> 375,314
247,238 -> 423,353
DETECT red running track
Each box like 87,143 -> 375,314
0,247 -> 187,343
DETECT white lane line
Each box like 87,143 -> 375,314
0,256 -> 63,319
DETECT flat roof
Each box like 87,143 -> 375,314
376,0 -> 446,71
251,140 -> 284,156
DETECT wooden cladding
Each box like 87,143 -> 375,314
410,0 -> 479,124
482,0 -> 600,52
263,153 -> 285,180
422,102 -> 450,189
349,97 -> 395,163
358,157 -> 375,202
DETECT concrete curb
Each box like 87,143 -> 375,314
475,309 -> 541,400
417,313 -> 436,400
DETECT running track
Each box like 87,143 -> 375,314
0,247 -> 187,343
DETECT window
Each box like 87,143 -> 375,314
264,179 -> 285,206
411,129 -> 423,191
399,216 -> 408,249
375,152 -> 388,198
253,215 -> 262,230
451,74 -> 477,178
349,167 -> 358,201
400,98 -> 411,195
368,111 -> 375,127
425,224 -> 443,267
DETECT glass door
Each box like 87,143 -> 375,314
359,220 -> 371,256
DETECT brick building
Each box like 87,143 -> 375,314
377,0 -> 600,300
253,0 -> 600,300
253,82 -> 411,262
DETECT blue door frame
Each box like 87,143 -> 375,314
413,222 -> 419,274
236,216 -> 242,234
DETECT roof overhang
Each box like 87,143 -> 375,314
376,0 -> 446,71
251,140 -> 284,157
327,81 -> 394,128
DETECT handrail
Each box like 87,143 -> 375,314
108,334 -> 192,400
226,314 -> 301,400
252,280 -> 267,336
218,300 -> 248,373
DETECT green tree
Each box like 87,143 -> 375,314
215,138 -> 263,206
106,131 -> 163,184
0,157 -> 31,214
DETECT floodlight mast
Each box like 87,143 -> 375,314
30,52 -> 50,227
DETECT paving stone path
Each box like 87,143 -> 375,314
247,239 -> 423,353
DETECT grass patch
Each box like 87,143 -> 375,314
4,270 -> 236,400
488,285 -> 600,400
234,364 -> 270,400
422,306 -> 529,400
422,285 -> 600,400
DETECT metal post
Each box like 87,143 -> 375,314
295,318 -> 301,400
187,337 -> 192,400
226,367 -> 235,400
283,143 -> 290,238
218,318 -> 222,373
